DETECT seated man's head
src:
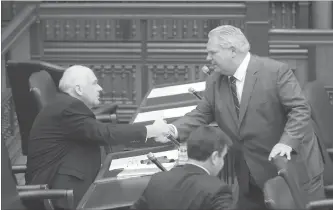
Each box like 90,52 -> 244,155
59,65 -> 103,108
187,126 -> 232,176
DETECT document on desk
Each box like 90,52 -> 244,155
133,106 -> 196,123
148,81 -> 206,98
109,149 -> 179,178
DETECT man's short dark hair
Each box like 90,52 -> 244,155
187,126 -> 232,161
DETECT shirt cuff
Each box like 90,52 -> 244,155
170,124 -> 178,139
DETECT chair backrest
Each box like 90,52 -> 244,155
304,81 -> 333,148
6,60 -> 65,155
29,70 -> 58,111
263,156 -> 308,209
264,176 -> 296,209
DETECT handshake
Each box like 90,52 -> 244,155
145,118 -> 177,143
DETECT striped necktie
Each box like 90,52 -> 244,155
229,76 -> 239,118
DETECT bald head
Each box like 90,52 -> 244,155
59,65 -> 102,108
59,65 -> 93,93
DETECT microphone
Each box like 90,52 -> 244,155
188,87 -> 202,100
165,134 -> 180,148
202,65 -> 214,75
147,152 -> 167,171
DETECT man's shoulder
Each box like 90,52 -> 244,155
196,174 -> 228,192
37,93 -> 92,119
253,54 -> 288,72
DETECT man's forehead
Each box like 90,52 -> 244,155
89,74 -> 98,83
206,37 -> 219,51
85,70 -> 98,83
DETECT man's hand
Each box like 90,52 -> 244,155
145,118 -> 171,140
268,143 -> 292,161
155,124 -> 178,143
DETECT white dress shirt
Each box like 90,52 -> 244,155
170,52 -> 251,138
186,162 -> 210,175
229,52 -> 251,103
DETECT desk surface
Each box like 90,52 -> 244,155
96,144 -> 176,181
77,176 -> 151,210
77,145 -> 177,210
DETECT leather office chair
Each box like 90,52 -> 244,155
304,80 -> 333,187
29,70 -> 58,111
2,141 -> 74,210
264,156 -> 333,210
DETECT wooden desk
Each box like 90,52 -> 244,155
77,145 -> 176,210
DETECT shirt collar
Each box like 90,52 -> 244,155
232,52 -> 251,82
186,162 -> 210,175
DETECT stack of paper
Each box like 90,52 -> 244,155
109,150 -> 179,178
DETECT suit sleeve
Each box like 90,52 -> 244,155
202,185 -> 234,210
130,194 -> 148,210
276,65 -> 311,152
172,75 -> 216,141
61,101 -> 147,146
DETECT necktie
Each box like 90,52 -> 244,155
229,76 -> 239,118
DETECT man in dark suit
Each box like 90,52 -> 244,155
159,25 -> 325,209
25,65 -> 170,209
132,125 -> 234,210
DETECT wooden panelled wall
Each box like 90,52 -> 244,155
19,1 -> 308,107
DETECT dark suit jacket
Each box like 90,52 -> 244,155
173,55 -> 324,191
25,93 -> 147,208
132,164 -> 234,210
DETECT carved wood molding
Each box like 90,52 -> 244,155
269,45 -> 308,60
147,42 -> 207,63
269,29 -> 333,45
38,2 -> 246,19
326,86 -> 333,105
1,5 -> 38,54
41,42 -> 142,62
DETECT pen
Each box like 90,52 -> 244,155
165,134 -> 180,147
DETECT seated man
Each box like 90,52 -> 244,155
25,65 -> 170,209
132,125 -> 234,210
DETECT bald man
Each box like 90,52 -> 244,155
25,65 -> 171,210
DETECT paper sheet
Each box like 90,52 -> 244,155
148,82 -> 206,98
133,105 -> 196,123
109,149 -> 179,171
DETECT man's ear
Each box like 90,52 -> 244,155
211,151 -> 220,166
230,47 -> 237,58
221,147 -> 228,159
74,85 -> 82,96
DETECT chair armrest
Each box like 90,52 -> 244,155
325,185 -> 333,193
327,148 -> 333,153
12,165 -> 27,174
19,189 -> 74,209
96,113 -> 117,123
306,199 -> 333,210
17,184 -> 48,191
93,103 -> 118,115
328,148 -> 333,160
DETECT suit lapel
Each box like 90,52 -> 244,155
239,56 -> 259,123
